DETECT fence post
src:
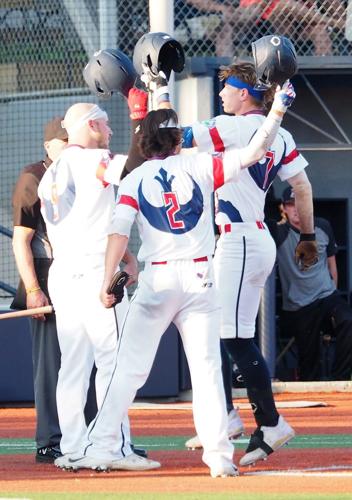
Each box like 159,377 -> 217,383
149,0 -> 175,107
258,268 -> 276,378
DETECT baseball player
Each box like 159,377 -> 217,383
54,83 -> 296,476
37,99 -> 151,466
180,60 -> 318,465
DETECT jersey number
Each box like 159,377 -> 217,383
262,151 -> 275,190
163,192 -> 185,229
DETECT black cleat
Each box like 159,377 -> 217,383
131,444 -> 148,458
36,445 -> 62,463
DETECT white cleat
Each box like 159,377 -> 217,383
210,463 -> 239,478
110,453 -> 161,471
185,409 -> 244,450
55,454 -> 110,471
239,415 -> 295,466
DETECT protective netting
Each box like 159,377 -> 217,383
0,0 -> 350,300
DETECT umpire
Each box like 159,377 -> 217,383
11,117 -> 67,462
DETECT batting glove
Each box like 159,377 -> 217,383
141,64 -> 170,104
295,234 -> 319,271
127,87 -> 148,120
272,81 -> 296,114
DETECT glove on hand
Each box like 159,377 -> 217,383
106,270 -> 129,307
141,65 -> 169,104
127,87 -> 148,120
295,236 -> 318,271
272,81 -> 296,113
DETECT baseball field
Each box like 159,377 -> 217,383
0,391 -> 351,500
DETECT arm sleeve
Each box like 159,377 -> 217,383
192,150 -> 241,191
120,120 -> 146,180
12,171 -> 40,229
108,175 -> 139,237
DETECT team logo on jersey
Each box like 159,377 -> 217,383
41,159 -> 76,225
203,118 -> 216,129
138,167 -> 203,234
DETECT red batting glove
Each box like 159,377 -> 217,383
128,87 -> 148,120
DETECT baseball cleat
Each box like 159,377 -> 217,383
210,463 -> 239,478
185,408 -> 244,450
239,416 -> 295,466
55,454 -> 110,471
36,445 -> 62,463
110,453 -> 161,471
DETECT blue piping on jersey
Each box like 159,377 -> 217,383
235,236 -> 247,337
218,200 -> 243,222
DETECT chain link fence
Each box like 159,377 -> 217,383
175,1 -> 351,58
0,0 -> 350,301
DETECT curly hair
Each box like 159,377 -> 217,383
139,109 -> 183,159
219,61 -> 276,114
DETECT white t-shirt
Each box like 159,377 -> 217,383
110,150 -> 241,262
38,145 -> 126,264
192,113 -> 308,224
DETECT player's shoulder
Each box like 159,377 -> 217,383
315,216 -> 333,234
20,161 -> 46,181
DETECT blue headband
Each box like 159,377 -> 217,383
225,76 -> 264,101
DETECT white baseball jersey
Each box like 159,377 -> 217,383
110,150 -> 242,263
38,145 -> 127,264
192,113 -> 308,224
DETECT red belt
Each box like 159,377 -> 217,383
151,256 -> 208,265
218,221 -> 265,233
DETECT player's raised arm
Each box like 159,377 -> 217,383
236,82 -> 296,169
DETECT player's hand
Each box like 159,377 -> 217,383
127,87 -> 148,120
100,286 -> 117,308
295,237 -> 319,271
26,289 -> 49,321
273,81 -> 296,113
141,64 -> 170,106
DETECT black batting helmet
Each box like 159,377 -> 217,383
133,32 -> 185,80
83,48 -> 137,98
252,35 -> 298,90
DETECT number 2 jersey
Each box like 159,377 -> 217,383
191,113 -> 308,224
110,150 -> 242,263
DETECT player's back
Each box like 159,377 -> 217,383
116,153 -> 216,263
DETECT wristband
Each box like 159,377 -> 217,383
26,286 -> 41,294
300,233 -> 316,241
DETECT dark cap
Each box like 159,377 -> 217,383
282,186 -> 295,204
44,117 -> 68,142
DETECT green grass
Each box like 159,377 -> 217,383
1,434 -> 352,455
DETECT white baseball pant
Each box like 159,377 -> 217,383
48,257 -> 130,455
84,258 -> 234,471
214,222 -> 276,339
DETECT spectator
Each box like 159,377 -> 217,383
239,0 -> 334,55
11,117 -> 67,463
270,186 -> 352,381
175,0 -> 263,57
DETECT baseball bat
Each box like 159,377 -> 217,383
0,305 -> 53,320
